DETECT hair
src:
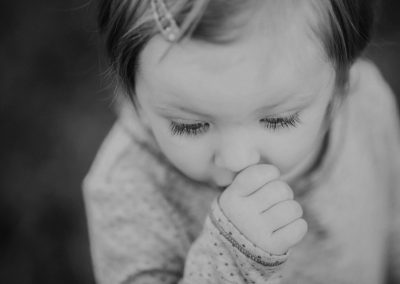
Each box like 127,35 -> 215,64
98,0 -> 379,101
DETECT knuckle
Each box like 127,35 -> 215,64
234,166 -> 263,190
272,181 -> 293,200
267,238 -> 289,255
289,219 -> 308,242
252,164 -> 280,183
262,164 -> 280,178
233,164 -> 280,197
219,190 -> 235,210
248,164 -> 280,182
281,227 -> 299,244
287,200 -> 303,218
232,172 -> 246,189
264,218 -> 308,255
297,219 -> 308,235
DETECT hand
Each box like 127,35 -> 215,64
219,164 -> 308,255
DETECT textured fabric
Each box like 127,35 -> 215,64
83,60 -> 400,283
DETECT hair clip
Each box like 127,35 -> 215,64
150,0 -> 181,42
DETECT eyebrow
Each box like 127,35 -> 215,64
154,92 -> 315,120
155,105 -> 213,119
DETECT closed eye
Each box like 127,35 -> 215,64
169,112 -> 301,137
260,113 -> 301,130
169,121 -> 210,136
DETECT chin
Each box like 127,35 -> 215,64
179,170 -> 216,186
186,174 -> 231,189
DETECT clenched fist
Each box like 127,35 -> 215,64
219,164 -> 308,255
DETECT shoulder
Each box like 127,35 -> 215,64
84,122 -> 149,187
343,59 -> 400,176
81,119 -> 162,217
82,121 -> 192,283
333,59 -> 399,167
83,103 -> 168,190
82,113 -> 191,240
348,59 -> 399,125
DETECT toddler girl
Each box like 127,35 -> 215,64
84,0 -> 400,283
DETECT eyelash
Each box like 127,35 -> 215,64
170,122 -> 210,136
260,113 -> 301,130
169,113 -> 300,136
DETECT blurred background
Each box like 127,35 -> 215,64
0,1 -> 399,283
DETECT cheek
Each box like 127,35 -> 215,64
150,124 -> 213,181
137,105 -> 215,182
264,105 -> 328,173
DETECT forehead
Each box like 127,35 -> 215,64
137,1 -> 334,116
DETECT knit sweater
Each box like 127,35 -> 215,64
83,60 -> 400,284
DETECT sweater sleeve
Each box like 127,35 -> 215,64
83,175 -> 288,284
184,197 -> 288,284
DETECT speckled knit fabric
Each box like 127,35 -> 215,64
83,61 -> 400,283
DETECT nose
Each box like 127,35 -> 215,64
214,132 -> 261,173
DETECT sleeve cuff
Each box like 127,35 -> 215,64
209,195 -> 289,267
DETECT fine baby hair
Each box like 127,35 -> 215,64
98,0 -> 378,99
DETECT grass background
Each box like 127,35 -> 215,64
0,1 -> 399,283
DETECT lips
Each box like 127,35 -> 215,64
217,185 -> 229,191
213,174 -> 234,188
193,168 -> 235,189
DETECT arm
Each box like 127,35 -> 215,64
184,197 -> 288,284
83,175 -> 288,284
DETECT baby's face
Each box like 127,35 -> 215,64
136,9 -> 336,188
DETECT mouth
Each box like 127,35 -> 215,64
214,178 -> 233,189
217,185 -> 229,191
210,170 -> 236,189
208,178 -> 231,191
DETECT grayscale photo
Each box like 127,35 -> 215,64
1,0 -> 400,283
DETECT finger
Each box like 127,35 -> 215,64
262,200 -> 303,232
268,218 -> 308,255
246,180 -> 294,213
229,164 -> 280,197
